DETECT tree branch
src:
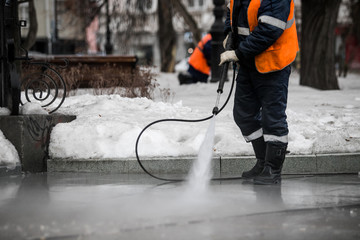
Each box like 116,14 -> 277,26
171,0 -> 201,44
17,0 -> 29,4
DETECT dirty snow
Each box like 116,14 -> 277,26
0,131 -> 19,169
1,70 -> 359,167
47,70 -> 360,160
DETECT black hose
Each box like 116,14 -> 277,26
135,66 -> 243,182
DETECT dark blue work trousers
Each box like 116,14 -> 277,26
233,64 -> 290,144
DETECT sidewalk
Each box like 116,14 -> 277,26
1,172 -> 359,239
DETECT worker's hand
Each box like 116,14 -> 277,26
219,50 -> 239,66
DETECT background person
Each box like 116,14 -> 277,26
178,33 -> 212,85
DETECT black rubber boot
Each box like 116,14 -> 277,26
178,72 -> 194,85
254,142 -> 287,185
242,136 -> 266,179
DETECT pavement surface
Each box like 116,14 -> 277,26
0,172 -> 359,240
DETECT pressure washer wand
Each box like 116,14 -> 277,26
212,33 -> 234,115
212,64 -> 229,115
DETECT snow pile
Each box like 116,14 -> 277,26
174,58 -> 189,72
0,103 -> 49,168
0,107 -> 11,116
47,71 -> 360,160
19,102 -> 49,115
0,130 -> 20,169
49,95 -> 215,159
1,71 -> 358,167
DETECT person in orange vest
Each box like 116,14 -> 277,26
219,0 -> 299,184
178,33 -> 212,85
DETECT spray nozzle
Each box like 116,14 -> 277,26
213,92 -> 222,115
212,107 -> 219,115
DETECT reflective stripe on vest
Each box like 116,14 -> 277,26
230,0 -> 294,33
230,0 -> 299,73
258,15 -> 295,30
188,33 -> 212,75
237,27 -> 250,36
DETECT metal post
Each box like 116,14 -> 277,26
210,0 -> 225,83
54,0 -> 58,40
0,0 -> 5,106
105,0 -> 113,55
45,0 -> 52,54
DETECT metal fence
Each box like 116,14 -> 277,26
1,0 -> 66,115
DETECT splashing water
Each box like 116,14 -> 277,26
185,116 -> 216,193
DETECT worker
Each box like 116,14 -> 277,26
219,0 -> 299,184
178,33 -> 212,85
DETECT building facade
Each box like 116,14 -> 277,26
96,0 -> 215,66
19,0 -> 216,67
19,0 -> 359,70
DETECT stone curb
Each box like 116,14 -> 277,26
48,153 -> 360,176
0,164 -> 22,177
0,114 -> 76,173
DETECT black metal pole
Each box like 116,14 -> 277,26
54,0 -> 58,40
0,0 -> 6,107
210,0 -> 225,83
105,0 -> 113,55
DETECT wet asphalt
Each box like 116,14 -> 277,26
0,172 -> 359,240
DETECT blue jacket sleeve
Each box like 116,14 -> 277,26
224,6 -> 232,36
235,0 -> 291,59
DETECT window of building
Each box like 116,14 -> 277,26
142,0 -> 157,13
145,0 -> 153,9
135,0 -> 153,11
188,0 -> 195,7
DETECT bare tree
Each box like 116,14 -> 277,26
157,0 -> 177,72
300,0 -> 341,90
349,0 -> 360,40
171,0 -> 201,45
29,0 -> 200,72
64,0 -> 104,36
346,0 -> 360,68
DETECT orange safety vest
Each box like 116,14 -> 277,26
230,0 -> 299,73
188,33 -> 212,75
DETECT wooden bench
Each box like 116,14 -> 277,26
42,55 -> 138,69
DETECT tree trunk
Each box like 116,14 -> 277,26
22,0 -> 38,51
158,0 -> 177,72
300,0 -> 341,90
350,0 -> 360,41
171,0 -> 201,44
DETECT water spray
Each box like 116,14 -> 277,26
135,33 -> 241,182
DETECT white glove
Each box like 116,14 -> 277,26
223,34 -> 229,49
219,50 -> 239,66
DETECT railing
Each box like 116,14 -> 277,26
0,0 -> 21,115
0,0 -> 67,115
21,59 -> 68,113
